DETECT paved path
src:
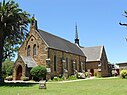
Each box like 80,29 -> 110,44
48,77 -> 118,83
48,77 -> 96,83
5,77 -> 118,84
5,80 -> 39,83
4,77 -> 95,83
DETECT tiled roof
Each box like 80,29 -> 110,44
81,46 -> 103,62
21,56 -> 37,68
117,62 -> 127,65
37,29 -> 85,56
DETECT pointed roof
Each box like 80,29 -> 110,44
81,46 -> 103,62
20,56 -> 37,68
37,29 -> 85,56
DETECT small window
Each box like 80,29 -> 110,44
31,39 -> 33,41
54,55 -> 57,71
33,44 -> 36,56
27,45 -> 30,56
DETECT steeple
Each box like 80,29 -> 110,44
30,14 -> 38,30
75,24 -> 79,46
75,24 -> 78,39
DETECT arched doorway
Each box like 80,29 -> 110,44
90,69 -> 94,76
16,65 -> 22,80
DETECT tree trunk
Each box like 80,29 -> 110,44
0,37 -> 4,83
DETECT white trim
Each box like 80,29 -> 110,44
99,46 -> 103,60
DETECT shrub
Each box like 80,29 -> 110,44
94,72 -> 97,77
5,76 -> 13,81
67,75 -> 77,80
85,72 -> 89,78
53,77 -> 64,81
30,66 -> 47,81
21,76 -> 29,81
53,77 -> 60,81
120,70 -> 127,78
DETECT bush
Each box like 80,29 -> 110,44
67,75 -> 77,80
94,72 -> 97,77
5,76 -> 13,81
52,75 -> 77,81
30,66 -> 47,81
21,76 -> 29,81
52,77 -> 62,81
85,72 -> 89,78
120,70 -> 127,78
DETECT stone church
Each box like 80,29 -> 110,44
13,17 -> 110,80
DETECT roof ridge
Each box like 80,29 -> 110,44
84,45 -> 103,48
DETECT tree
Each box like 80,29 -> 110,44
119,11 -> 127,26
2,58 -> 14,78
3,38 -> 19,61
0,0 -> 30,82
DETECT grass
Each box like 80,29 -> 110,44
0,78 -> 127,95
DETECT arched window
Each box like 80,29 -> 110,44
54,55 -> 57,71
27,45 -> 30,56
33,44 -> 36,56
66,58 -> 68,70
79,62 -> 81,72
75,60 -> 77,70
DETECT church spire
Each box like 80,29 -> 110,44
75,24 -> 78,39
75,23 -> 79,46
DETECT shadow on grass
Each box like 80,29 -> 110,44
0,83 -> 38,87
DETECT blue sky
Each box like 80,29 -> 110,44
14,0 -> 127,63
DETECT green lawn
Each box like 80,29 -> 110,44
0,78 -> 127,95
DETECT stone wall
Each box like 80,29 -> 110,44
18,28 -> 48,66
48,48 -> 86,78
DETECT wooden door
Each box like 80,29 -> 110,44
16,65 -> 22,80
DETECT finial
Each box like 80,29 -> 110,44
32,14 -> 35,20
33,14 -> 35,17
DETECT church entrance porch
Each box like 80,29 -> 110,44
16,65 -> 22,80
